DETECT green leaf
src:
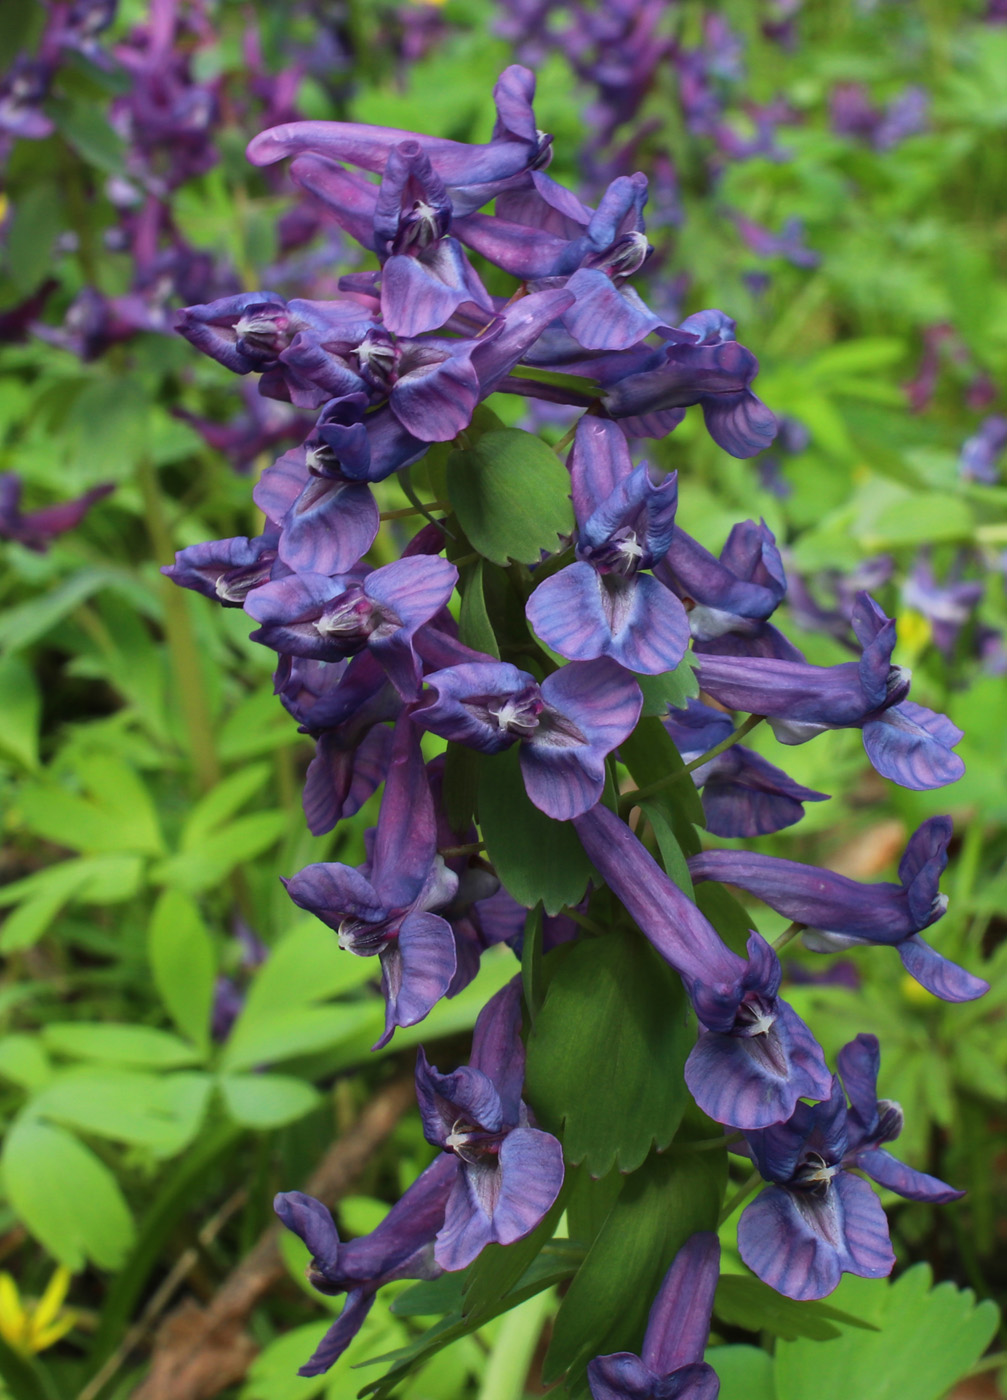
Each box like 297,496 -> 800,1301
220,1003 -> 378,1073
41,1022 -> 202,1068
239,921 -> 374,1027
525,932 -> 691,1176
638,656 -> 700,716
641,801 -> 695,897
543,1148 -> 725,1386
180,764 -> 271,850
18,754 -> 165,856
148,889 -> 215,1052
0,654 -> 40,769
150,811 -> 288,893
0,1334 -> 60,1400
0,1034 -> 51,1091
219,1072 -> 321,1128
391,1274 -> 467,1318
2,1118 -> 134,1270
477,746 -> 594,915
29,1069 -> 211,1157
442,741 -> 479,833
447,428 -> 574,565
457,559 -> 500,658
714,1275 -> 878,1341
0,855 -> 145,951
52,95 -> 127,171
865,493 -> 975,549
707,1346 -> 776,1400
462,1190 -> 567,1316
0,568 -> 126,652
6,183 -> 62,295
773,1266 -> 1000,1400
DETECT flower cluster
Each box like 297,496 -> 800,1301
166,67 -> 986,1384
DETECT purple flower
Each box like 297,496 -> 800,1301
526,417 -> 689,674
284,721 -> 458,1048
246,65 -> 553,216
253,443 -> 380,578
737,1077 -> 894,1301
657,518 -> 787,647
959,415 -> 1007,484
291,140 -> 493,337
0,476 -> 114,552
573,805 -> 831,1128
274,1152 -> 456,1376
161,532 -> 279,606
902,556 -> 983,662
693,593 -> 966,791
243,555 -> 458,700
664,699 -> 828,838
600,310 -> 777,458
456,172 -> 664,351
732,214 -> 819,269
688,817 -> 988,1003
587,1234 -> 721,1400
415,980 -> 564,1270
738,1037 -> 962,1301
413,657 -> 643,820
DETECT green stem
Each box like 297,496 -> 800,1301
380,500 -> 450,520
438,841 -> 486,858
964,1352 -> 1007,1378
136,457 -> 220,794
477,1287 -> 555,1400
772,921 -> 806,953
718,1169 -> 763,1226
619,714 -> 764,814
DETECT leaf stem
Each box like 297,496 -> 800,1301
619,714 -> 764,814
718,1169 -> 763,1226
772,921 -> 806,952
380,501 -> 450,520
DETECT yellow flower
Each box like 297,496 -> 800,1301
0,1266 -> 76,1356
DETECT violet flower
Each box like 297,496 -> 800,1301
658,518 -> 788,650
959,415 -> 1007,484
274,1152 -> 456,1376
413,657 -> 643,821
738,1037 -> 962,1301
284,720 -> 457,1048
525,417 -> 690,674
246,65 -> 553,216
693,593 -> 966,791
902,556 -> 983,662
587,1233 -> 721,1400
416,979 -> 564,1270
687,817 -> 989,1003
664,699 -> 828,838
573,805 -> 832,1128
599,310 -> 777,458
162,532 -> 279,607
243,554 -> 458,700
290,139 -> 494,338
0,476 -> 114,551
456,172 -> 665,351
253,442 -> 380,578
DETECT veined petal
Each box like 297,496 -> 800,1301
684,997 -> 830,1129
297,1289 -> 376,1377
701,390 -> 777,458
587,1353 -> 657,1400
491,1126 -> 565,1245
569,415 -> 635,525
278,477 -> 379,577
852,1148 -> 964,1204
391,349 -> 481,441
862,704 -> 964,791
737,1173 -> 893,1301
284,862 -> 388,932
641,1233 -> 720,1374
372,720 -> 439,908
561,268 -> 664,352
897,935 -> 988,1002
415,1051 -> 505,1145
377,912 -> 457,1046
469,979 -> 526,1125
381,252 -> 474,338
